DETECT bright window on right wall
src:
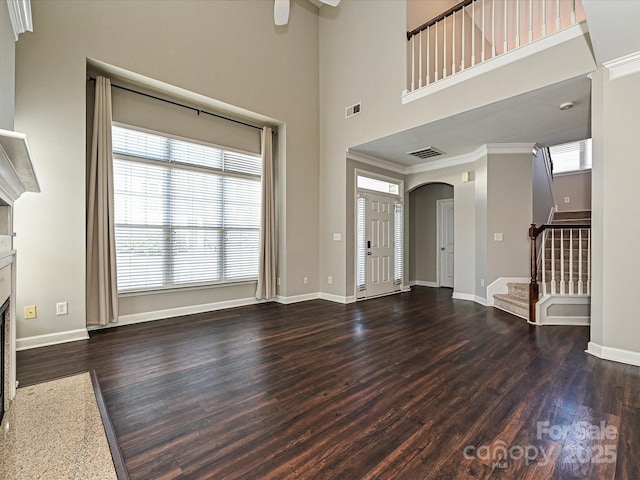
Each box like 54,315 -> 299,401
549,138 -> 592,174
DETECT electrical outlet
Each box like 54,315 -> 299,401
564,196 -> 570,204
277,277 -> 281,286
480,278 -> 485,287
56,302 -> 68,316
303,277 -> 309,285
328,276 -> 333,285
24,305 -> 37,319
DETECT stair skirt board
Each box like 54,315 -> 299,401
536,295 -> 591,326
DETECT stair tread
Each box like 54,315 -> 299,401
493,293 -> 529,307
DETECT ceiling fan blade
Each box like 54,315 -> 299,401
318,0 -> 340,6
274,0 -> 290,26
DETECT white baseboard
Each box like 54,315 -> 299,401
409,280 -> 438,288
543,316 -> 590,326
114,297 -> 263,327
587,342 -> 640,367
401,285 -> 411,293
275,293 -> 320,304
319,292 -> 357,304
452,292 -> 474,301
16,328 -> 89,351
474,296 -> 488,306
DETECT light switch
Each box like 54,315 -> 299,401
333,233 -> 341,241
494,233 -> 504,241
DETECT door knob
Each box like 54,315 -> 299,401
367,252 -> 372,256
440,247 -> 445,251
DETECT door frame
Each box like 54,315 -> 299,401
354,169 -> 405,300
436,197 -> 454,288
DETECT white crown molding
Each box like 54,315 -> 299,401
6,0 -> 33,41
486,143 -> 536,155
347,150 -> 407,175
350,143 -> 535,178
405,145 -> 486,175
604,51 -> 640,81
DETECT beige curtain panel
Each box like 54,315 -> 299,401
86,76 -> 119,325
256,127 -> 276,300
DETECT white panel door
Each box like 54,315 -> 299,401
438,198 -> 455,288
366,193 -> 395,297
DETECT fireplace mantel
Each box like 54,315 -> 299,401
0,128 -> 39,417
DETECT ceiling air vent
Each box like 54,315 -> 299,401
407,147 -> 444,159
345,102 -> 361,119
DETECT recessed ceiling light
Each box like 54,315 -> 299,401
559,101 -> 574,110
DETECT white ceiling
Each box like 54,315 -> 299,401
351,74 -> 592,168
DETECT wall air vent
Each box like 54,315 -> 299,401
407,147 -> 444,159
345,102 -> 362,119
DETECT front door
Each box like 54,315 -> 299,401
366,193 -> 396,297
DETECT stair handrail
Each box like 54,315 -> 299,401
407,0 -> 474,40
528,223 -> 591,323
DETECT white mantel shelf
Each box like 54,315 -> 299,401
0,129 -> 40,199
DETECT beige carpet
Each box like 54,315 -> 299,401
0,372 -> 119,479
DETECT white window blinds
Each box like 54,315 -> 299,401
112,125 -> 261,292
549,138 -> 592,174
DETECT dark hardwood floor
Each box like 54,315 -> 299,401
17,287 -> 640,479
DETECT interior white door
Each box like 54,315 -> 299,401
438,198 -> 454,288
366,193 -> 395,297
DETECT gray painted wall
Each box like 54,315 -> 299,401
409,183 -> 453,284
554,171 -> 592,212
533,148 -> 555,225
0,4 -> 15,130
14,0 -> 320,339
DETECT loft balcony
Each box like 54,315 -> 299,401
404,0 -> 587,104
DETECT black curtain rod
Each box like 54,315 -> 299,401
87,75 -> 273,134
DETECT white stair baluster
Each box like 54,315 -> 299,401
452,11 -> 456,74
516,0 -> 520,48
481,0 -> 485,62
542,229 -> 547,295
556,0 -> 561,32
444,15 -> 448,78
419,30 -> 423,89
435,22 -> 439,81
492,0 -> 496,57
427,26 -> 431,85
578,229 -> 583,294
542,0 -> 547,36
411,36 -> 415,92
560,229 -> 565,294
551,229 -> 556,294
472,1 -> 476,65
503,0 -> 508,54
569,229 -> 574,294
461,6 -> 465,70
529,0 -> 533,43
587,229 -> 591,295
571,0 -> 576,24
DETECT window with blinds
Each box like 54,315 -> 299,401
549,138 -> 592,174
112,125 -> 262,292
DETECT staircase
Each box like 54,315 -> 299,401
492,210 -> 591,322
493,282 -> 529,320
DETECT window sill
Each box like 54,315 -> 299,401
118,279 -> 258,298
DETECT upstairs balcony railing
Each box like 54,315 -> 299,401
406,0 -> 585,93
